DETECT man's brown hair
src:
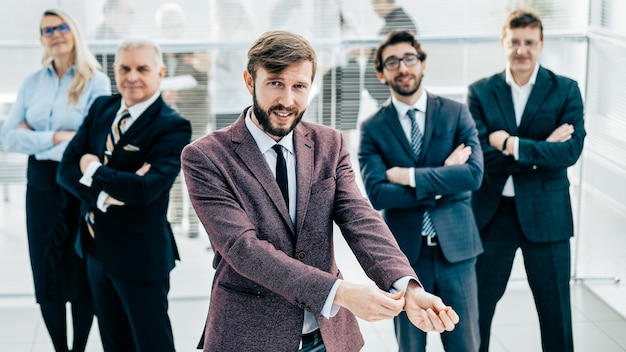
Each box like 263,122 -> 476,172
247,30 -> 317,81
502,8 -> 544,40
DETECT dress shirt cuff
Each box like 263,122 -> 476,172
79,161 -> 102,187
408,168 -> 416,188
390,276 -> 418,295
96,191 -> 111,213
321,279 -> 343,319
513,136 -> 520,160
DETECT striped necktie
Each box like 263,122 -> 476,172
104,110 -> 131,164
87,110 -> 132,238
407,109 -> 437,239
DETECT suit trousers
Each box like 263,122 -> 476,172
394,240 -> 480,352
476,197 -> 573,352
86,252 -> 175,352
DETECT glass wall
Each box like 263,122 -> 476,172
1,0 -> 623,315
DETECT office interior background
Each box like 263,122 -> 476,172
0,0 -> 625,350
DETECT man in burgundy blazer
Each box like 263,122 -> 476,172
182,30 -> 459,352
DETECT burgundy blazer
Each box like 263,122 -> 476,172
181,108 -> 416,352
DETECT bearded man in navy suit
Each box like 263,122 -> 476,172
359,30 -> 484,351
467,9 -> 585,352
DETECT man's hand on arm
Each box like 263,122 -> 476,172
333,281 -> 405,322
404,280 -> 459,332
546,123 -> 574,142
101,162 -> 151,207
444,143 -> 471,166
80,153 -> 100,174
386,166 -> 411,186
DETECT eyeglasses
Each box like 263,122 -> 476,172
40,24 -> 70,37
383,54 -> 424,71
505,39 -> 540,50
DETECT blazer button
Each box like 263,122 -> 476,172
297,251 -> 306,261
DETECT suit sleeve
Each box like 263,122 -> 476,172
468,82 -> 533,175
91,117 -> 191,206
359,122 -> 436,210
412,104 -> 484,198
57,100 -> 105,206
517,81 -> 585,169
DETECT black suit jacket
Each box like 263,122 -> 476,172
359,93 -> 484,264
467,66 -> 585,242
58,94 -> 191,281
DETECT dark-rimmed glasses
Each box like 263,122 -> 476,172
41,24 -> 70,37
383,54 -> 424,71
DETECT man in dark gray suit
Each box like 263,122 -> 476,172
467,8 -> 585,352
181,30 -> 460,352
359,30 -> 484,351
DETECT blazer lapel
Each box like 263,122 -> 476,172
518,67 -> 553,135
232,113 -> 295,235
382,103 -> 418,164
421,93 -> 439,157
492,72 -> 518,134
97,98 -> 122,161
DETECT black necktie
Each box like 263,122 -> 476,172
406,109 -> 437,238
272,144 -> 289,208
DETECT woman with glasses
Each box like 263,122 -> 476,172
1,9 -> 110,352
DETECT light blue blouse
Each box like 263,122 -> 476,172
1,64 -> 111,161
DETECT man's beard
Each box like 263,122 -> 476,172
389,71 -> 423,97
252,90 -> 305,139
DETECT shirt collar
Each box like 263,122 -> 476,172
118,91 -> 161,120
244,108 -> 295,156
391,89 -> 428,118
45,63 -> 76,77
505,62 -> 540,88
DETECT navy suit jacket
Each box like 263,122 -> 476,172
359,93 -> 484,265
181,110 -> 417,352
467,67 -> 585,242
57,94 -> 191,281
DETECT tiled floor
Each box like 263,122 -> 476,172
1,171 -> 625,351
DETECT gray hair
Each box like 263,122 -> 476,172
114,37 -> 164,69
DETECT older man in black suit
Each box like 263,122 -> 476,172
57,38 -> 191,351
467,9 -> 585,352
359,30 -> 484,351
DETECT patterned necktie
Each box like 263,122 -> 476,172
87,110 -> 132,238
104,110 -> 131,164
407,109 -> 437,238
272,144 -> 289,208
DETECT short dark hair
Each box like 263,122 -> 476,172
247,30 -> 317,81
502,8 -> 544,40
374,30 -> 426,73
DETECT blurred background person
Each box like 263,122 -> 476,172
155,2 -> 210,238
364,0 -> 418,106
0,8 -> 110,352
210,0 -> 257,131
93,0 -> 135,94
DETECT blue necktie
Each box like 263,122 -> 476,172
407,109 -> 437,238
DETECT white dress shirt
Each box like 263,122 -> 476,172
502,63 -> 539,197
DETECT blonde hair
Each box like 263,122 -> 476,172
41,9 -> 102,105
